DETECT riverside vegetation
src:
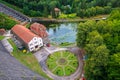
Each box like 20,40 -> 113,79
1,0 -> 120,18
77,9 -> 120,80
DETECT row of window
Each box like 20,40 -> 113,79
29,41 -> 38,46
30,45 -> 39,51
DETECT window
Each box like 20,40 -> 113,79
34,41 -> 38,44
30,47 -> 34,51
35,45 -> 38,48
40,43 -> 43,46
34,37 -> 37,40
29,43 -> 33,46
39,39 -> 41,42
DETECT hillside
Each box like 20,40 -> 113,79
1,0 -> 120,18
77,9 -> 120,80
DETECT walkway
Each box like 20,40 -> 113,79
34,46 -> 83,80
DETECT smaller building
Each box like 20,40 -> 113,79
0,28 -> 6,35
30,23 -> 50,46
11,24 -> 43,52
54,8 -> 61,17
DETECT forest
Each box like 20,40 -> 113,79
77,9 -> 120,80
2,0 -> 120,18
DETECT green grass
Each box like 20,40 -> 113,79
0,36 -> 5,40
0,13 -> 17,29
26,23 -> 31,28
69,61 -> 78,68
53,66 -> 64,76
46,51 -> 78,76
68,54 -> 77,60
7,39 -> 52,80
65,66 -> 75,76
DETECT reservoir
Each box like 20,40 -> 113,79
46,23 -> 78,44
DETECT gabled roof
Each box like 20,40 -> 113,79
30,23 -> 46,30
54,8 -> 60,12
0,28 -> 6,35
30,23 -> 48,38
11,24 -> 38,44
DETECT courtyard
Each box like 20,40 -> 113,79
46,51 -> 79,76
34,46 -> 83,80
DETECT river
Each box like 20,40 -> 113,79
45,23 -> 79,44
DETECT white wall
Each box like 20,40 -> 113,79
28,37 -> 43,51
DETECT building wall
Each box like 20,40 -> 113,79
12,31 -> 43,52
30,26 -> 48,38
28,37 -> 43,52
11,31 -> 28,48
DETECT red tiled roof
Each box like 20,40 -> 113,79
30,23 -> 48,38
11,24 -> 38,43
54,8 -> 60,12
0,28 -> 6,35
30,23 -> 46,30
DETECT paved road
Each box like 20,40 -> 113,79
34,46 -> 83,80
0,41 -> 46,80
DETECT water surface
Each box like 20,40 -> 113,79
46,23 -> 78,44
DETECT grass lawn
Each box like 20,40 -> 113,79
46,51 -> 79,76
8,39 -> 52,80
0,36 -> 5,40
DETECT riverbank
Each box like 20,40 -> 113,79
31,15 -> 109,23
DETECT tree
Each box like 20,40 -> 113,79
23,6 -> 30,15
77,9 -> 120,80
86,31 -> 103,46
108,53 -> 120,80
96,20 -> 107,34
96,6 -> 104,14
49,0 -> 59,18
85,30 -> 103,58
76,20 -> 96,47
115,44 -> 120,52
108,9 -> 120,21
85,45 -> 109,80
104,6 -> 112,14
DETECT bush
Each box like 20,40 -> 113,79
58,13 -> 68,19
59,13 -> 77,19
68,13 -> 77,18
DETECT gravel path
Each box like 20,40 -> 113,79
34,46 -> 83,80
0,41 -> 46,80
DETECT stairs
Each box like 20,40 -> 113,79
0,3 -> 31,22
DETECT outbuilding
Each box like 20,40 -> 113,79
30,23 -> 50,47
11,24 -> 43,52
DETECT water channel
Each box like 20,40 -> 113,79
45,23 -> 79,44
